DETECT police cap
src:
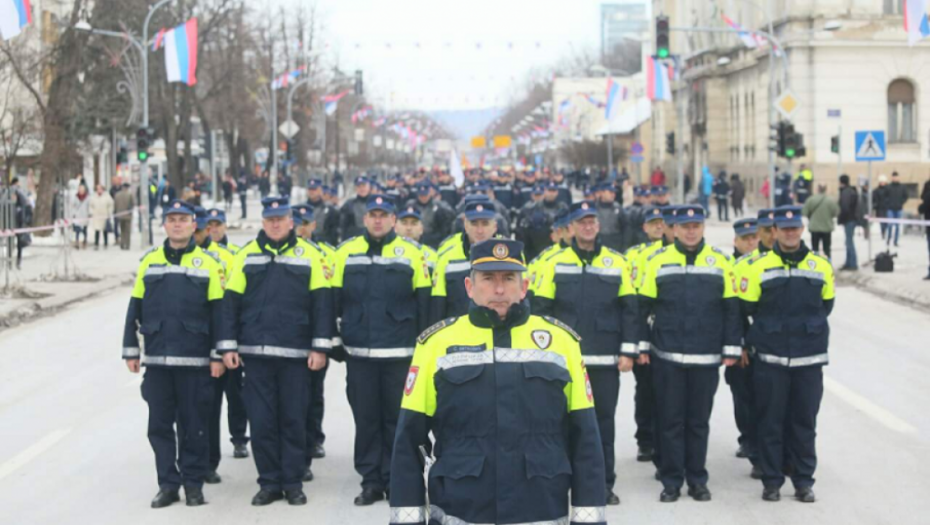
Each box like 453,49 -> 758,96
651,185 -> 669,196
570,200 -> 597,222
734,218 -> 758,236
661,205 -> 679,225
464,201 -> 496,221
292,204 -> 315,223
307,178 -> 323,189
366,194 -> 396,214
757,208 -> 776,227
397,206 -> 422,221
643,206 -> 665,223
470,239 -> 526,272
261,196 -> 291,218
774,206 -> 803,228
674,204 -> 705,224
206,208 -> 226,224
193,206 -> 209,230
164,199 -> 196,217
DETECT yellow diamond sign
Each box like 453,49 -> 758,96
775,91 -> 800,119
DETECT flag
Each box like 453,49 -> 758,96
722,14 -> 764,48
153,28 -> 167,51
583,94 -> 605,109
605,78 -> 622,121
905,0 -> 930,46
163,18 -> 198,86
322,90 -> 350,116
271,65 -> 307,90
450,149 -> 464,186
0,0 -> 32,40
646,57 -> 672,102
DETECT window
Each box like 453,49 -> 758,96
884,0 -> 904,15
888,79 -> 916,143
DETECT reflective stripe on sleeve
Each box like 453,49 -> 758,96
756,352 -> 829,367
311,338 -> 333,349
583,355 -> 619,366
238,345 -> 311,358
244,255 -> 272,266
652,348 -> 722,365
345,346 -> 415,359
210,350 -> 221,360
141,355 -> 211,367
216,340 -> 238,350
620,342 -> 638,355
554,265 -> 583,275
445,261 -> 472,274
638,341 -> 652,353
390,506 -> 427,524
122,347 -> 141,358
723,345 -> 743,358
571,506 -> 607,523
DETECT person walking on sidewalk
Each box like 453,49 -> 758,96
802,185 -> 839,259
114,183 -> 135,250
837,175 -> 859,271
730,174 -> 746,218
714,171 -> 731,222
920,175 -> 930,280
885,172 -> 909,247
70,184 -> 91,249
89,184 -> 114,250
873,175 -> 890,240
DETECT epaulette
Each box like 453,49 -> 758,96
746,252 -> 767,265
541,316 -> 582,342
300,238 -> 326,256
646,246 -> 669,262
736,252 -> 754,265
321,242 -> 335,251
402,236 -> 422,249
544,247 -> 569,262
337,236 -> 361,250
624,243 -> 645,257
604,247 -> 625,260
417,317 -> 458,344
139,246 -> 160,262
199,248 -> 222,264
439,233 -> 458,246
710,246 -> 732,262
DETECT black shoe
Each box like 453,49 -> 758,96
636,446 -> 654,462
204,471 -> 221,484
762,487 -> 781,502
795,487 -> 816,503
251,489 -> 283,506
302,468 -> 315,482
751,465 -> 763,480
735,445 -> 749,458
354,488 -> 385,506
660,487 -> 680,503
286,489 -> 307,506
688,484 -> 712,502
233,444 -> 249,458
311,443 -> 326,458
607,490 -> 620,506
185,487 -> 206,507
151,489 -> 180,509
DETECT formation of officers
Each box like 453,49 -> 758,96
122,165 -> 835,523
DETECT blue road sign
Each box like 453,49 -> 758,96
855,131 -> 885,162
631,142 -> 644,154
631,155 -> 644,163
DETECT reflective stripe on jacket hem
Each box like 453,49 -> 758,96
390,506 -> 427,524
141,355 -> 210,367
571,506 -> 607,523
583,355 -> 619,366
756,352 -> 829,367
345,346 -> 415,359
429,505 -> 569,525
652,348 -> 722,366
238,345 -> 311,358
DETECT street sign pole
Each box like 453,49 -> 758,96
606,133 -> 613,178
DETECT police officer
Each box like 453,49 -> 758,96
651,185 -> 671,207
532,200 -> 639,506
527,209 -> 573,293
551,169 -> 573,206
624,187 -> 649,249
206,208 -> 241,253
739,206 -> 834,503
623,205 -> 667,463
436,170 -> 460,208
219,196 -> 334,506
594,183 -> 626,252
333,194 -> 432,506
340,176 -> 373,241
431,200 -> 499,323
122,199 -> 225,508
389,238 -> 607,525
395,205 -> 438,274
728,218 -> 762,478
638,204 -> 742,502
756,208 -> 777,254
306,179 -> 340,246
517,183 -> 567,261
403,184 -> 456,249
514,167 -> 539,208
492,169 -> 515,210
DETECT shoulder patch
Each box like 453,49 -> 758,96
139,246 -> 160,262
647,246 -> 669,262
541,316 -> 582,342
808,253 -> 832,268
417,317 -> 458,344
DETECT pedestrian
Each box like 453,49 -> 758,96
8,177 -> 32,269
159,179 -> 177,216
637,204 -> 742,502
713,172 -> 731,222
920,175 -> 930,280
219,196 -> 334,506
760,178 -> 771,203
728,218 -> 763,480
532,200 -> 639,506
885,172 -> 909,247
651,166 -> 667,187
237,169 -> 249,219
739,205 -> 835,503
873,175 -> 890,240
121,199 -> 226,508
389,238 -> 607,525
775,170 -> 793,207
222,171 -> 235,210
793,164 -> 813,204
332,194 -> 431,506
70,184 -> 90,249
802,184 -> 839,258
730,174 -> 746,218
837,175 -> 859,271
857,182 -> 871,240
700,166 -> 713,215
89,184 -> 114,250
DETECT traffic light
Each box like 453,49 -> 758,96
656,16 -> 670,59
665,132 -> 675,154
830,135 -> 839,154
770,123 -> 783,154
117,146 -> 128,165
136,128 -> 150,162
354,69 -> 363,96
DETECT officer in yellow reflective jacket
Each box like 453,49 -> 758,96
390,238 -> 608,525
638,204 -> 742,503
532,200 -> 638,506
333,194 -> 432,506
206,208 -> 241,253
394,205 -> 438,275
527,208 -> 572,294
738,206 -> 835,504
219,196 -> 334,506
122,199 -> 225,509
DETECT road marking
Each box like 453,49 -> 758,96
824,376 -> 917,434
0,428 -> 73,482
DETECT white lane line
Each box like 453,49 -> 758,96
824,376 -> 917,434
0,428 -> 73,482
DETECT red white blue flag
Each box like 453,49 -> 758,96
162,18 -> 198,86
0,0 -> 32,40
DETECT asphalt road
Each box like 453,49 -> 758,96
0,272 -> 928,524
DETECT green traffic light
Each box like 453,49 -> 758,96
785,149 -> 796,158
138,151 -> 149,162
657,48 -> 669,58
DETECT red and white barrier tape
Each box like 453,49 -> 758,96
0,207 -> 140,238
866,216 -> 930,226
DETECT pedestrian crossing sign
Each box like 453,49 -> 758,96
855,131 -> 885,162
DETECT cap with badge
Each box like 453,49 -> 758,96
193,206 -> 209,230
643,206 -> 665,223
416,184 -> 431,196
531,185 -> 545,195
674,204 -> 705,224
261,196 -> 291,218
734,218 -> 758,236
206,208 -> 226,224
354,176 -> 370,186
470,239 -> 526,272
366,194 -> 396,214
661,205 -> 679,225
651,185 -> 669,196
773,205 -> 803,228
544,181 -> 559,191
397,206 -> 422,221
600,182 -> 617,193
307,178 -> 323,189
756,208 -> 776,228
164,199 -> 196,217
570,200 -> 597,222
292,204 -> 315,223
464,201 -> 496,221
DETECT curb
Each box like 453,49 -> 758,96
0,274 -> 134,332
836,271 -> 930,312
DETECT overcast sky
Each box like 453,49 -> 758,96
275,0 -> 641,112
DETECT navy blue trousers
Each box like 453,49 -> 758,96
632,361 -> 655,449
306,360 -> 329,459
208,365 -> 249,471
142,366 -> 213,490
724,358 -> 758,464
588,366 -> 620,491
241,357 -> 309,492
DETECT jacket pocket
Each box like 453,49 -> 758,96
431,455 -> 485,480
139,320 -> 162,335
182,320 -> 210,335
525,449 -> 572,479
437,364 -> 485,385
523,361 -> 572,385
